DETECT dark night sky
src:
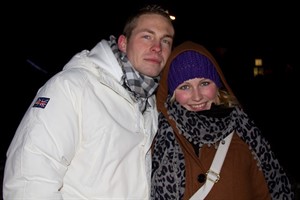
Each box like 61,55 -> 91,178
2,0 -> 299,188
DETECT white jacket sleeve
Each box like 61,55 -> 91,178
3,72 -> 82,199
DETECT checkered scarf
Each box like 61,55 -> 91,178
108,35 -> 160,112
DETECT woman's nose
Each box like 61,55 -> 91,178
192,89 -> 202,101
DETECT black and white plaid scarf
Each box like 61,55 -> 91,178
108,35 -> 160,112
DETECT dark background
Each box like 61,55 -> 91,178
1,0 -> 299,198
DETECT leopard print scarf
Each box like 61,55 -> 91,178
108,35 -> 160,112
151,97 -> 294,199
168,101 -> 236,149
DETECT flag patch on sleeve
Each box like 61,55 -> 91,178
33,97 -> 50,109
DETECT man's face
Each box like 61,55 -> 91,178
119,14 -> 174,77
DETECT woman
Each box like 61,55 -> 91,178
151,41 -> 294,199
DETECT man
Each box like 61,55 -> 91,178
3,4 -> 175,199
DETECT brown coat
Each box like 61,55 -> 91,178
174,127 -> 271,200
156,41 -> 271,199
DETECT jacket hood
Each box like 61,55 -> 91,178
63,39 -> 123,82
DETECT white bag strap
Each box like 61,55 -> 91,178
189,131 -> 234,200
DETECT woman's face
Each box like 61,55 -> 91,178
174,78 -> 219,111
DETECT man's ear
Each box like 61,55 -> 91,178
118,35 -> 127,53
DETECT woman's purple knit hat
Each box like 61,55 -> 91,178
167,50 -> 223,95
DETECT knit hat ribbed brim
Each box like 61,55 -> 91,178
167,50 -> 222,95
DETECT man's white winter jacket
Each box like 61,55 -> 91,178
3,39 -> 158,199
